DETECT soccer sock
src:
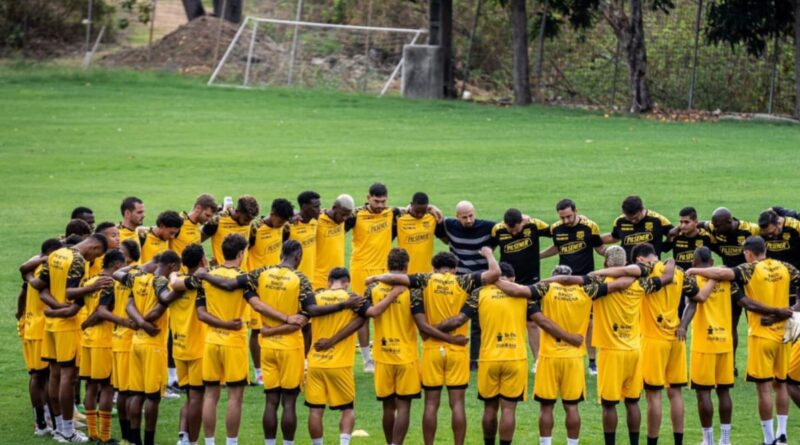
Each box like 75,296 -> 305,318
54,414 -> 63,432
646,437 -> 657,445
255,367 -> 262,380
499,440 -> 511,445
283,441 -> 294,445
311,438 -> 323,445
340,433 -> 352,445
226,437 -> 238,445
485,437 -> 495,445
85,408 -> 98,438
168,367 -> 178,386
673,432 -> 682,445
604,432 -> 615,445
360,346 -> 372,363
34,406 -> 46,429
205,437 -> 216,445
99,410 -> 112,441
265,439 -> 276,445
720,424 -> 731,444
567,439 -> 579,445
776,414 -> 788,437
130,427 -> 141,445
701,427 -> 714,445
62,419 -> 74,437
44,404 -> 52,424
120,418 -> 131,441
145,429 -> 156,445
628,431 -> 639,445
539,437 -> 552,445
761,419 -> 775,443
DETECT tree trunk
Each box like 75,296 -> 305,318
429,0 -> 455,98
535,0 -> 549,102
214,0 -> 242,23
181,0 -> 205,21
603,0 -> 652,112
794,0 -> 800,119
509,0 -> 532,105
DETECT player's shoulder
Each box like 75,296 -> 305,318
491,222 -> 507,235
577,216 -> 599,229
645,209 -> 671,225
738,220 -> 760,235
783,216 -> 800,232
697,227 -> 714,238
612,214 -> 627,226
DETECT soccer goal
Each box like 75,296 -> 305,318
208,17 -> 427,96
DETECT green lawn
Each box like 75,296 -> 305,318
1,65 -> 799,444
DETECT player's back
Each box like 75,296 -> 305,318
593,277 -> 644,350
539,282 -> 592,358
368,282 -> 417,364
253,266 -> 308,350
131,273 -> 169,346
475,284 -> 528,361
308,289 -> 360,368
202,266 -> 249,348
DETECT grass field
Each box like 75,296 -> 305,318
1,65 -> 799,444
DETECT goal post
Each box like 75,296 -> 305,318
208,16 -> 427,97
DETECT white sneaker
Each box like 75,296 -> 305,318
363,359 -> 375,374
56,430 -> 89,443
531,360 -> 539,374
34,425 -> 52,436
255,374 -> 264,386
72,408 -> 86,422
163,386 -> 181,400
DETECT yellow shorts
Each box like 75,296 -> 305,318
202,343 -> 249,386
22,339 -> 48,373
479,359 -> 528,402
641,338 -> 687,389
305,366 -> 355,410
691,351 -> 734,389
175,358 -> 204,390
597,348 -> 643,405
788,341 -> 800,385
111,351 -> 130,391
129,343 -> 167,396
245,306 -> 262,330
747,336 -> 789,382
534,356 -> 583,404
42,330 -> 81,366
374,361 -> 421,400
350,268 -> 386,296
262,348 -> 304,393
79,347 -> 112,382
421,347 -> 469,390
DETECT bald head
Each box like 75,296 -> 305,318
455,201 -> 476,228
711,207 -> 734,234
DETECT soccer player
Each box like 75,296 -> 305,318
759,209 -> 800,270
367,246 -> 500,445
396,192 -> 447,274
65,218 -> 92,240
202,195 -> 259,266
687,236 -> 798,445
290,191 -> 321,279
305,268 -> 370,445
139,210 -> 183,263
167,244 -> 208,445
170,193 -> 218,255
665,207 -> 714,272
601,195 -> 673,261
314,194 -> 355,291
76,249 -> 128,444
33,233 -> 109,443
71,206 -> 96,231
19,238 -> 64,437
247,198 -> 294,271
118,250 -> 183,445
119,197 -> 146,246
88,222 -> 122,277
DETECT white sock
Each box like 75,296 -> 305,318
776,414 -> 788,437
54,414 -> 63,432
265,439 -> 276,445
311,439 -> 323,445
205,438 -> 216,445
361,346 -> 372,362
567,438 -> 579,445
539,437 -> 552,445
255,367 -> 262,379
168,367 -> 178,385
179,431 -> 188,440
226,437 -> 238,445
44,405 -> 52,424
62,419 -> 74,436
283,441 -> 294,445
720,424 -> 731,444
340,434 -> 351,445
702,427 -> 713,444
761,419 -> 775,443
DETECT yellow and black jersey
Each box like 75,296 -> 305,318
123,272 -> 170,347
490,218 -> 551,285
592,272 -> 662,351
365,282 -> 418,364
691,276 -> 742,354
289,218 -> 318,279
23,264 -> 47,341
247,266 -> 313,350
112,266 -> 140,352
306,288 -> 370,368
118,224 -> 140,247
549,216 -> 603,275
246,218 -> 287,271
347,206 -> 402,271
40,247 -> 87,332
763,216 -> 800,270
409,271 -> 482,350
198,266 -> 256,348
733,259 -> 800,342
314,212 -> 346,290
169,211 -> 202,256
460,284 -> 539,361
640,262 -> 698,340
708,219 -> 759,267
667,229 -> 715,271
81,276 -> 115,349
139,229 -> 170,264
396,213 -> 445,274
169,275 -> 205,361
202,210 -> 253,267
611,209 -> 673,262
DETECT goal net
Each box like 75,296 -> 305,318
208,17 -> 427,96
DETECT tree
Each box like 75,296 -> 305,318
507,0 -> 532,104
706,0 -> 799,118
181,0 -> 205,21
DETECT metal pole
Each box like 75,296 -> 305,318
82,24 -> 106,69
212,0 -> 228,67
380,31 -> 422,97
461,0 -> 483,98
287,0 -> 304,86
768,33 -> 779,114
85,0 -> 93,54
688,0 -> 703,109
147,0 -> 158,62
535,0 -> 549,101
244,20 -> 258,86
208,17 -> 249,85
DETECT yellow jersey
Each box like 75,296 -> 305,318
111,270 -> 137,353
246,219 -> 285,271
118,224 -> 140,247
23,265 -> 47,341
169,274 -> 205,360
206,211 -> 252,266
349,207 -> 398,271
200,266 -> 254,348
289,219 -> 318,279
691,276 -> 740,353
733,259 -> 800,342
169,212 -> 202,255
140,229 -> 170,264
41,247 -> 86,332
641,262 -> 698,341
409,272 -> 482,351
365,282 -> 418,364
592,274 -> 660,350
87,256 -> 104,277
307,288 -> 369,368
126,272 -> 170,347
248,266 -> 313,350
81,275 -> 115,349
314,212 -> 346,290
396,213 -> 439,274
461,284 -> 535,361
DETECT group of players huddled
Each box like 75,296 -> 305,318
16,183 -> 800,445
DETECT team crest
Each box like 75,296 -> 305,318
784,232 -> 791,240
738,236 -> 746,245
576,231 -> 585,240
645,222 -> 654,231
523,228 -> 531,237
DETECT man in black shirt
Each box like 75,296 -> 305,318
602,195 -> 673,262
666,207 -> 715,271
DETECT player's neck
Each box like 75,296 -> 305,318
121,220 -> 139,231
186,209 -> 200,224
683,227 -> 699,237
222,261 -> 240,268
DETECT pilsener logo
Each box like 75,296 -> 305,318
766,240 -> 791,252
624,232 -> 653,245
504,238 -> 532,253
559,241 -> 586,255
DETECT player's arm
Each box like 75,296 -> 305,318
412,313 -> 469,346
691,278 -> 717,303
685,266 -> 735,281
434,221 -> 449,244
195,270 -> 246,291
15,284 -> 26,321
529,310 -> 583,347
126,296 -> 159,336
304,293 -> 365,318
249,297 -> 307,326
541,275 -> 585,285
19,254 -> 47,278
675,299 -> 696,342
364,285 -> 406,318
739,297 -> 794,319
313,316 -> 367,351
39,287 -> 69,309
539,244 -> 558,259
260,323 -> 301,336
96,304 -> 133,328
590,264 -> 643,278
196,306 -> 244,330
600,233 -> 618,244
493,279 -> 533,299
44,304 -> 82,318
200,217 -> 219,242
479,246 -> 501,284
365,273 -> 411,287
604,276 -> 635,293
434,288 -> 477,333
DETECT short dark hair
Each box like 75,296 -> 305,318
221,234 -> 248,261
328,267 -> 350,283
181,244 -> 205,269
41,238 -> 63,255
157,250 -> 181,267
297,191 -> 320,207
743,236 -> 766,255
271,199 -> 294,220
64,235 -> 83,246
694,246 -> 713,265
71,206 -> 93,219
95,221 -> 116,234
679,207 -> 697,220
387,248 -> 410,271
103,249 -> 126,269
503,208 -> 523,227
122,239 -> 140,262
411,192 -> 429,205
630,242 -> 656,261
758,210 -> 780,229
499,262 -> 515,278
556,199 -> 576,212
621,195 -> 644,216
65,219 -> 92,238
194,194 -> 217,209
281,239 -> 303,259
156,210 -> 183,229
432,252 -> 459,270
368,182 -> 388,197
120,197 -> 143,216
90,233 -> 109,252
237,196 -> 260,219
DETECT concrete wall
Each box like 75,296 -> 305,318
402,45 -> 443,99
